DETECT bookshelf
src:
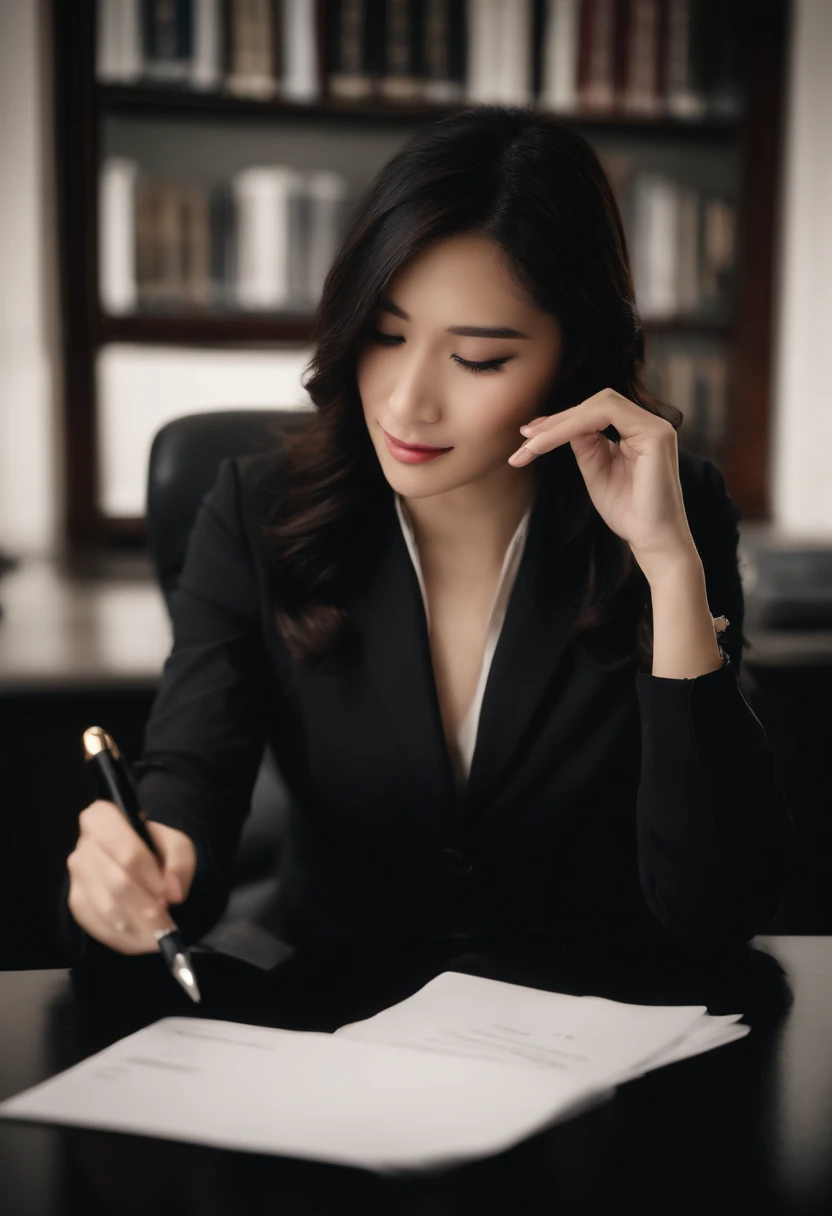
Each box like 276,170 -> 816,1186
52,0 -> 790,549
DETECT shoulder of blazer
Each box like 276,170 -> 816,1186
228,446 -> 290,534
225,446 -> 294,598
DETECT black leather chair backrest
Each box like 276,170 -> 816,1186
146,409 -> 313,610
144,409 -> 315,939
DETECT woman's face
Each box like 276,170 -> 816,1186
357,233 -> 566,499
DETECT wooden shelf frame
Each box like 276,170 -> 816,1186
97,81 -> 745,139
98,312 -> 734,348
52,0 -> 790,548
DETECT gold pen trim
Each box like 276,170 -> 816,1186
82,725 -> 121,762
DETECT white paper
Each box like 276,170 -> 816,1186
0,970 -> 748,1172
335,971 -> 746,1087
0,1017 -> 609,1173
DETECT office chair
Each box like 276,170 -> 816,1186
146,408 -> 313,964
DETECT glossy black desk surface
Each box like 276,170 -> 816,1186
0,933 -> 829,1216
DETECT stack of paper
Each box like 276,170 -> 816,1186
0,971 -> 748,1173
334,971 -> 749,1086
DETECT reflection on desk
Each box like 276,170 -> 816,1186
0,555 -> 170,693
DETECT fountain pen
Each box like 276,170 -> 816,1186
82,726 -> 201,1003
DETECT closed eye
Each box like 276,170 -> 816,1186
369,330 -> 512,375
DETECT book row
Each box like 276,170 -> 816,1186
97,0 -> 744,119
99,155 -> 735,322
99,159 -> 350,313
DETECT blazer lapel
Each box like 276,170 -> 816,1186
345,494 -> 458,815
459,461 -> 587,824
342,454 -> 588,825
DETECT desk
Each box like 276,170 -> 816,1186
0,934 -> 830,1215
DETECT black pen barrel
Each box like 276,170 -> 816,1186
87,749 -> 161,862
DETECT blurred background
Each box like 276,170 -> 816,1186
0,0 -> 830,967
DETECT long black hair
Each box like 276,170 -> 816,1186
257,104 -> 682,669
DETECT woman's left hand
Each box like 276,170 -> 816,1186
509,387 -> 700,584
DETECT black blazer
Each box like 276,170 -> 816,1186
67,446 -> 791,964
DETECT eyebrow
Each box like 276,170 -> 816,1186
377,297 -> 531,339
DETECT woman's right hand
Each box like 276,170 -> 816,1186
66,800 -> 198,955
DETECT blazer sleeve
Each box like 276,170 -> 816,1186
634,457 -> 794,950
62,457 -> 272,964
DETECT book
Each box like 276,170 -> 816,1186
676,185 -> 701,315
208,182 -> 238,308
618,0 -> 664,117
422,0 -> 466,105
180,184 -> 213,307
540,0 -> 580,114
326,0 -> 374,100
465,0 -> 533,105
141,0 -> 194,84
190,0 -> 222,88
305,170 -> 349,303
225,0 -> 278,98
465,0 -> 501,103
496,0 -> 534,105
280,0 -> 322,103
135,178 -> 159,307
631,172 -> 681,319
577,0 -> 617,112
232,166 -> 307,309
156,182 -> 188,306
96,0 -> 143,83
700,195 -> 736,315
378,0 -> 424,102
664,0 -> 706,118
99,158 -> 140,315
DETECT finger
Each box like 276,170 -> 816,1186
79,800 -> 167,902
520,415 -> 550,432
81,836 -> 172,941
520,391 -> 670,455
70,836 -> 172,952
146,822 -> 197,905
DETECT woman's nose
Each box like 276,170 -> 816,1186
386,353 -> 441,423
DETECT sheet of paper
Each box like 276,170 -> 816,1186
0,1016 -> 611,1173
335,971 -> 738,1086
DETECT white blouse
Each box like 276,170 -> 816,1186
394,493 -> 532,792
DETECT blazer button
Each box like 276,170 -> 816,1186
441,848 -> 474,876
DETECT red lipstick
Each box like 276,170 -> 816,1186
382,429 -> 453,465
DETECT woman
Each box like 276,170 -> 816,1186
65,105 -> 791,964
